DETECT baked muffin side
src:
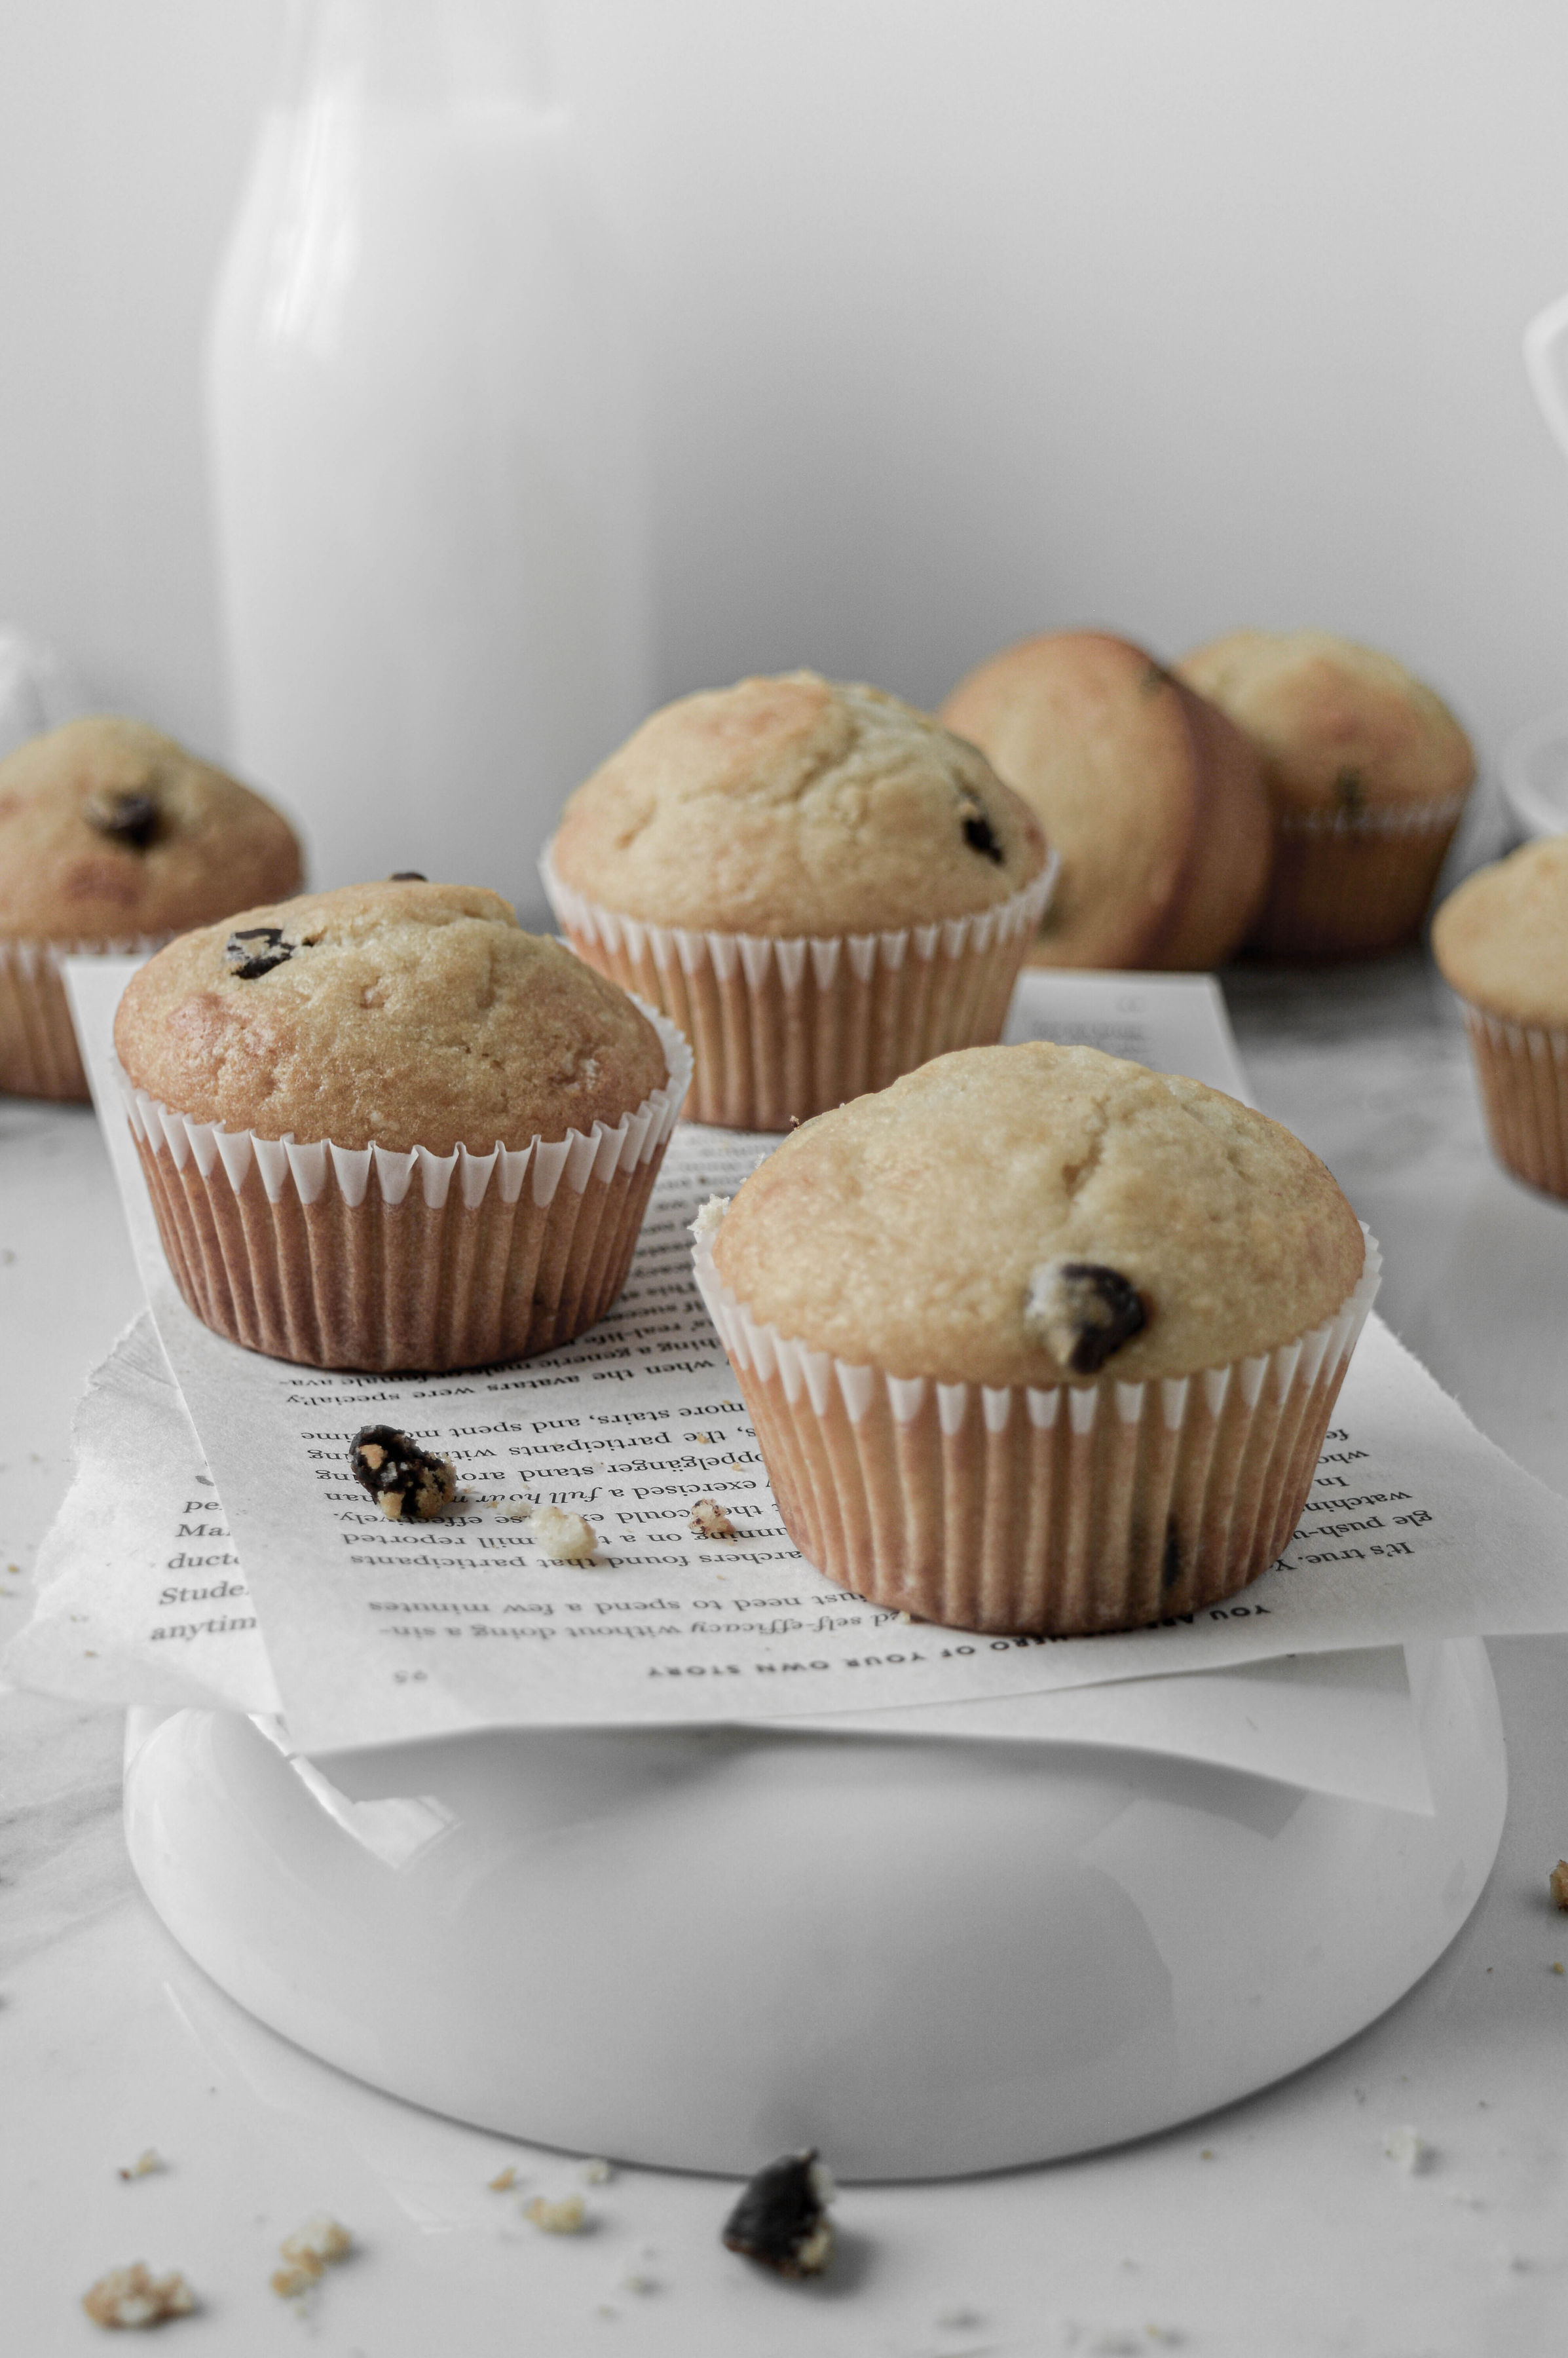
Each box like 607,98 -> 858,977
939,631 -> 1271,970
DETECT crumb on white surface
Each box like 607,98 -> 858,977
487,2165 -> 519,2191
690,1497 -> 739,1541
580,2158 -> 613,2185
1551,1860 -> 1568,1909
1383,2124 -> 1428,2173
690,1195 -> 730,1244
280,2217 -> 352,2268
525,2193 -> 588,2235
272,2216 -> 352,2298
82,2263 -> 196,2329
117,2150 -> 165,2182
620,2271 -> 658,2294
528,1506 -> 597,1563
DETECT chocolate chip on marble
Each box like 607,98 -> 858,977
720,2149 -> 834,2278
84,787 -> 160,850
348,1425 -> 457,1522
388,870 -> 426,880
223,926 -> 292,979
1024,1258 -> 1148,1376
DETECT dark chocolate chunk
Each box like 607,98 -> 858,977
85,787 -> 160,850
388,870 -> 426,880
721,2148 -> 834,2279
1026,1258 -> 1148,1375
223,926 -> 292,980
348,1425 -> 457,1522
961,810 -> 1005,863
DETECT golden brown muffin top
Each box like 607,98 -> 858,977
710,1041 -> 1365,1387
113,880 -> 668,1153
939,629 -> 1269,967
1176,629 -> 1474,820
0,717 -> 302,941
549,670 -> 1048,935
1432,835 -> 1568,1027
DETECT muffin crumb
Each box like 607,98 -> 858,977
529,1506 -> 597,1563
690,1195 -> 730,1244
117,2150 -> 166,2182
349,1427 -> 457,1522
525,2193 -> 588,2235
487,2165 -> 519,2191
690,1498 -> 739,1542
1383,2125 -> 1428,2173
82,2263 -> 196,2329
1549,1861 -> 1568,1910
720,2148 -> 834,2277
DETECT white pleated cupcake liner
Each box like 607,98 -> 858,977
119,1007 -> 693,1372
1253,800 -> 1465,960
1458,998 -> 1568,1201
0,932 -> 170,1100
541,848 -> 1057,1130
694,1226 -> 1381,1635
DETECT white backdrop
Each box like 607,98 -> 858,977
2,0 -> 1567,809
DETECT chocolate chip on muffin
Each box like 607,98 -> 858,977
349,1426 -> 457,1521
223,925 -> 295,979
84,785 -> 162,850
1024,1258 -> 1147,1375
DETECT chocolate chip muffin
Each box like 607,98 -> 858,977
1432,835 -> 1568,1199
544,671 -> 1053,1128
0,715 -> 302,1099
696,1042 -> 1377,1633
114,878 -> 690,1370
1177,630 -> 1474,961
938,630 -> 1271,970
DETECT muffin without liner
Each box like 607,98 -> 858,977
696,1041 -> 1377,1634
939,629 -> 1271,971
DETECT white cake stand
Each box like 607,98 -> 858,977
122,1636 -> 1505,2182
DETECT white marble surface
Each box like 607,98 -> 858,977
6,952 -> 1568,2354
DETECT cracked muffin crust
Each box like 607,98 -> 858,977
113,878 -> 665,1153
938,630 -> 1271,971
548,670 -> 1047,935
712,1041 -> 1364,1387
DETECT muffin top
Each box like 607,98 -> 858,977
0,717 -> 303,940
1432,835 -> 1568,1026
709,1041 -> 1365,1387
1176,629 -> 1474,820
939,629 -> 1269,967
113,880 -> 668,1153
549,670 -> 1048,935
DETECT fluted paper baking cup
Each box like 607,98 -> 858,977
542,850 -> 1056,1130
1457,999 -> 1568,1201
119,1009 -> 693,1372
694,1227 -> 1381,1634
1253,794 -> 1466,962
0,934 -> 170,1101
